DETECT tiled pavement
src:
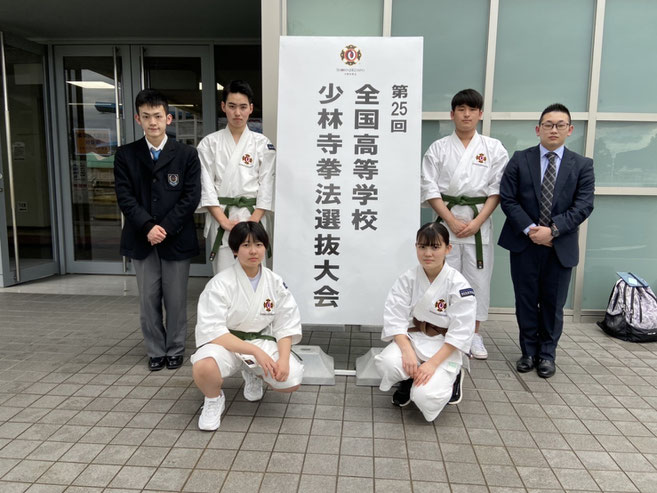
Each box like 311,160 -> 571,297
1,276 -> 657,492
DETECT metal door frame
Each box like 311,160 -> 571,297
54,43 -> 214,276
54,44 -> 136,274
0,32 -> 58,286
130,44 -> 215,277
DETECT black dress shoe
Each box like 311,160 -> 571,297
516,356 -> 536,373
392,378 -> 413,407
149,357 -> 166,371
537,359 -> 556,378
166,355 -> 183,370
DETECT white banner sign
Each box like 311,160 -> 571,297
274,36 -> 423,325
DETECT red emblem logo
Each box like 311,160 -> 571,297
263,298 -> 274,312
434,299 -> 447,312
475,153 -> 487,164
242,153 -> 253,165
340,44 -> 362,66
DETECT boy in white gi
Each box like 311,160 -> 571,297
421,89 -> 508,359
196,80 -> 276,274
375,223 -> 476,421
191,222 -> 303,431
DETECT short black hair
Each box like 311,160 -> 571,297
228,221 -> 270,253
451,89 -> 483,111
416,222 -> 450,247
539,103 -> 571,125
222,80 -> 255,104
135,89 -> 169,115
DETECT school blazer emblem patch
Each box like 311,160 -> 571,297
434,299 -> 447,312
167,174 -> 180,186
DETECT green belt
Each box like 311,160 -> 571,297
229,328 -> 301,360
209,196 -> 257,261
229,328 -> 276,342
439,194 -> 488,269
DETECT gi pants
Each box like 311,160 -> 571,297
446,240 -> 494,322
374,340 -> 460,422
191,339 -> 304,389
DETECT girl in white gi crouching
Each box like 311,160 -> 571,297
191,222 -> 303,431
374,222 -> 476,421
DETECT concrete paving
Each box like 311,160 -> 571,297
1,274 -> 656,492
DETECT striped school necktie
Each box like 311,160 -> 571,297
539,151 -> 557,226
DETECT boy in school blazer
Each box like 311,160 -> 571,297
114,89 -> 201,371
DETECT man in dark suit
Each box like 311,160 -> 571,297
114,89 -> 201,371
498,103 -> 594,378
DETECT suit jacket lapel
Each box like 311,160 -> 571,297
136,138 -> 154,172
553,147 -> 574,203
529,146 -> 542,204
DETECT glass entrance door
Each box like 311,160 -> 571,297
55,46 -> 131,273
54,45 -> 214,275
133,45 -> 215,276
0,33 -> 58,286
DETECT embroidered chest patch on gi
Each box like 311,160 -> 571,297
167,174 -> 180,186
241,153 -> 254,167
434,299 -> 447,312
460,288 -> 475,297
474,153 -> 487,165
263,298 -> 274,312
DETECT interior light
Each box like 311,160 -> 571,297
66,81 -> 115,89
198,83 -> 224,91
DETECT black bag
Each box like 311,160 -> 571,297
597,272 -> 657,342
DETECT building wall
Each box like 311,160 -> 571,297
278,0 -> 657,315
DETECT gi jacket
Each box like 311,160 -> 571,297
382,264 -> 476,366
114,136 -> 201,260
195,264 -> 303,347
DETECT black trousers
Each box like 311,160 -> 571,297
510,244 -> 572,361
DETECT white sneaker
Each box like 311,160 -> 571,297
198,392 -> 225,431
470,333 -> 488,360
241,370 -> 265,401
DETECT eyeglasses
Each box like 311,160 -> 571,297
540,121 -> 571,131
